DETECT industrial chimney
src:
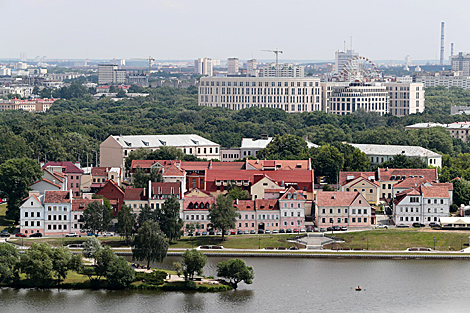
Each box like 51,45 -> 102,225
440,22 -> 445,66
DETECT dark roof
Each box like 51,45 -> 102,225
44,190 -> 71,203
124,188 -> 148,201
43,161 -> 84,174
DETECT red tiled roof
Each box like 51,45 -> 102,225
210,162 -> 245,170
72,199 -> 103,211
279,186 -> 306,200
44,190 -> 71,203
246,159 -> 310,170
43,161 -> 84,174
315,191 -> 360,207
393,177 -> 429,189
339,171 -> 376,185
124,188 -> 148,201
184,188 -> 212,196
255,199 -> 278,211
420,186 -> 450,198
378,168 -> 437,182
433,183 -> 453,191
131,160 -> 162,171
162,163 -> 185,176
264,188 -> 284,193
91,167 -> 111,176
150,182 -> 181,196
234,200 -> 255,211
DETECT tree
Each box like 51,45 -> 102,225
185,223 -> 195,235
177,249 -> 207,281
105,256 -> 135,289
81,201 -> 113,235
51,246 -> 82,284
209,194 -> 239,241
227,185 -> 250,200
94,246 -> 116,280
332,142 -> 370,171
157,196 -> 183,243
0,158 -> 42,222
18,243 -> 54,287
137,204 -> 155,227
452,178 -> 470,206
132,221 -> 169,269
310,145 -> 344,184
217,258 -> 254,289
0,243 -> 19,284
133,166 -> 150,188
378,154 -> 428,169
257,134 -> 310,160
116,89 -> 127,98
125,148 -> 152,172
82,236 -> 102,264
117,205 -> 136,245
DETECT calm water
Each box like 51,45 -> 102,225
1,256 -> 469,313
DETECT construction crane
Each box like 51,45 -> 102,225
261,49 -> 283,65
131,56 -> 155,80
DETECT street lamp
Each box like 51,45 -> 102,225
461,237 -> 463,250
433,237 -> 436,251
367,237 -> 369,251
331,219 -> 334,236
258,236 -> 261,249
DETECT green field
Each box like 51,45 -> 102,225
0,203 -> 14,231
325,228 -> 470,251
9,234 -> 301,250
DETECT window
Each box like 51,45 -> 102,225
25,221 -> 28,226
337,208 -> 341,214
25,212 -> 28,217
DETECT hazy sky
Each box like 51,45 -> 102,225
1,0 -> 468,61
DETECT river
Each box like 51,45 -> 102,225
1,256 -> 469,312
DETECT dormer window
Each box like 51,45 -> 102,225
293,193 -> 297,200
142,140 -> 149,146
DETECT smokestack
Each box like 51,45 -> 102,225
451,42 -> 454,57
440,22 -> 445,66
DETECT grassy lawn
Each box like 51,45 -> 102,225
325,228 -> 470,251
0,203 -> 14,231
10,234 -> 301,250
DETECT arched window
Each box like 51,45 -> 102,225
205,203 -> 210,209
189,203 -> 193,209
194,203 -> 199,209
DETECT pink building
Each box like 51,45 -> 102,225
279,187 -> 306,230
182,189 -> 215,233
315,191 -> 373,228
43,161 -> 84,197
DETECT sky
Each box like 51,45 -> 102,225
1,0 -> 469,62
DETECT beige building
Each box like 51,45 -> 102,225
100,134 -> 221,169
198,76 -> 322,113
385,82 -> 424,117
340,176 -> 380,205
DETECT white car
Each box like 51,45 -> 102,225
102,232 -> 114,237
65,232 -> 78,237
375,224 -> 389,229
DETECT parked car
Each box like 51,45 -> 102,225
300,228 -> 306,233
279,229 -> 286,233
202,231 -> 207,236
258,229 -> 265,234
289,246 -> 299,250
87,232 -> 99,236
272,229 -> 279,234
102,232 -> 114,237
66,232 -> 79,237
313,227 -> 319,232
286,228 -> 293,233
320,228 -> 326,232
216,231 -> 222,236
306,226 -> 313,232
412,223 -> 425,228
230,230 -> 237,235
29,232 -> 43,237
293,229 -> 299,233
250,230 -> 256,234
15,233 -> 26,237
195,232 -> 201,236
0,230 -> 10,237
265,230 -> 271,234
333,226 -> 341,231
429,222 -> 441,228
396,223 -> 410,228
326,227 -> 333,231
244,230 -> 250,234
208,231 -> 215,236
375,224 -> 388,229
340,226 -> 348,231
237,230 -> 243,235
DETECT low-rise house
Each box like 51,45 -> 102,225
340,174 -> 380,204
255,199 -> 280,232
123,187 -> 148,216
19,192 -> 44,236
43,190 -> 73,236
148,181 -> 183,214
42,161 -> 84,197
393,185 -> 450,226
315,191 -> 373,228
71,198 -> 104,235
235,200 -> 257,233
182,189 -> 214,232
95,180 -> 125,215
278,187 -> 306,230
377,168 -> 438,200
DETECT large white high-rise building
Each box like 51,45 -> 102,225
451,52 -> 470,76
385,82 -> 425,117
335,49 -> 358,73
227,58 -> 239,75
198,76 -> 322,113
246,59 -> 258,77
259,63 -> 304,77
195,58 -> 213,76
98,64 -> 126,85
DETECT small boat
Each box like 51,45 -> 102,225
355,286 -> 362,291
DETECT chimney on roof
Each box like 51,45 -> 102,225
386,167 -> 389,171
332,194 -> 336,199
236,198 -> 239,205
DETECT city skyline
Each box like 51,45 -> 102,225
1,0 -> 469,61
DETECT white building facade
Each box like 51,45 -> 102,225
195,58 -> 213,77
259,63 -> 304,78
385,82 -> 425,117
198,77 -> 322,113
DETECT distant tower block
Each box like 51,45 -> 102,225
440,22 -> 445,66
